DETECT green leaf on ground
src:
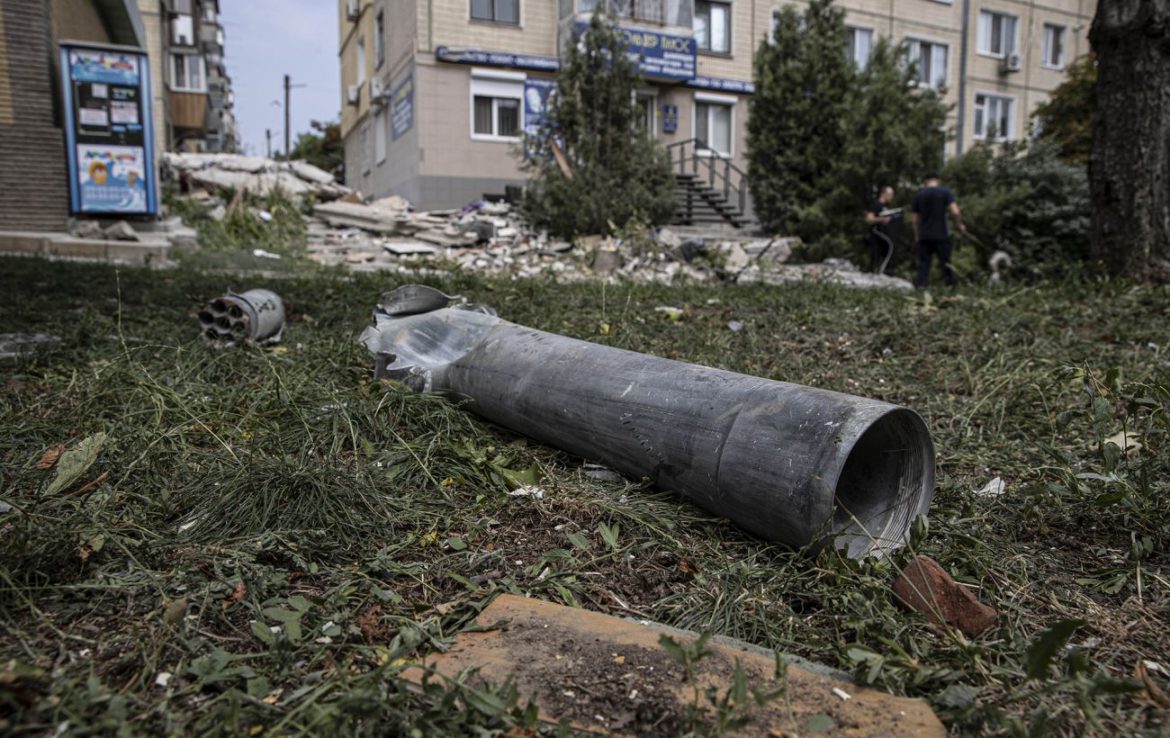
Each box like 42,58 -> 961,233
45,432 -> 107,495
1025,619 -> 1085,680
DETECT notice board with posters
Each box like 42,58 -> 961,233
59,42 -> 158,216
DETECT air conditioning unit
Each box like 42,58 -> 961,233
369,77 -> 389,105
346,84 -> 361,106
346,0 -> 360,21
1002,53 -> 1022,73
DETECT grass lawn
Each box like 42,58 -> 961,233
1,256 -> 1167,736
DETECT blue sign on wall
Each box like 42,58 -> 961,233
391,71 -> 414,141
60,43 -> 157,215
662,104 -> 679,134
436,46 -> 560,72
573,22 -> 696,81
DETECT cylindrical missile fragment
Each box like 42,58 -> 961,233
360,286 -> 935,558
198,289 -> 285,347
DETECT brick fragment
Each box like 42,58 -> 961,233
893,555 -> 998,637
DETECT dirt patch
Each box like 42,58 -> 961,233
402,594 -> 944,737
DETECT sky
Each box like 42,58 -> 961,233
219,0 -> 340,157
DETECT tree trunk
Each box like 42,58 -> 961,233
1089,0 -> 1170,281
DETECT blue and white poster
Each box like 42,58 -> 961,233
523,78 -> 557,158
60,43 -> 157,215
391,71 -> 414,141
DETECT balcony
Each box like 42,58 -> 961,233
569,0 -> 693,28
169,90 -> 208,130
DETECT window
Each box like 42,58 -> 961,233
170,53 -> 206,92
694,1 -> 730,53
171,13 -> 194,45
978,10 -> 1018,58
634,91 -> 656,132
974,93 -> 1014,140
471,74 -> 523,140
356,37 -> 366,86
695,96 -> 733,156
375,11 -> 385,68
202,3 -> 216,22
847,27 -> 873,70
471,0 -> 519,24
1042,23 -> 1066,68
374,109 -> 387,163
905,39 -> 948,89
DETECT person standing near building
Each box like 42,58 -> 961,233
865,185 -> 896,274
911,174 -> 966,288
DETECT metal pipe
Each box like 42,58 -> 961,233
360,287 -> 935,558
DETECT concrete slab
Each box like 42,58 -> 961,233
0,230 -> 174,267
401,594 -> 944,737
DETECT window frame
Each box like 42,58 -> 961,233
633,89 -> 658,133
356,36 -> 366,86
470,0 -> 520,25
904,37 -> 948,90
977,10 -> 1018,59
694,0 -> 731,55
973,92 -> 1015,141
170,53 -> 206,92
375,10 -> 385,69
693,92 -> 736,158
171,13 -> 195,46
846,26 -> 874,70
1041,23 -> 1066,69
470,69 -> 525,142
374,108 -> 387,164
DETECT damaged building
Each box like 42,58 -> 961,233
337,0 -> 1093,213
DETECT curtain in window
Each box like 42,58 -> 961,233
930,45 -> 947,88
497,98 -> 520,136
474,96 -> 494,135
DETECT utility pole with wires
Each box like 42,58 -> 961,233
265,128 -> 272,159
283,74 -> 307,159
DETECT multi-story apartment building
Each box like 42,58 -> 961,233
137,0 -> 238,154
338,0 -> 1093,211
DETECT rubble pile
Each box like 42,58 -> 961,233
303,196 -> 912,291
162,153 -> 351,201
162,154 -> 913,291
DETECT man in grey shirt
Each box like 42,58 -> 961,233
911,174 -> 966,288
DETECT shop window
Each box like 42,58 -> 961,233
695,97 -> 732,156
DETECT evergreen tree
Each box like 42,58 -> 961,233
1032,55 -> 1096,166
748,0 -> 853,235
807,39 -> 948,256
521,13 -> 675,238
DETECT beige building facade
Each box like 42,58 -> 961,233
338,0 -> 1092,210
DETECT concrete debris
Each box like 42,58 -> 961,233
103,221 -> 140,241
73,220 -> 104,239
162,152 -> 351,202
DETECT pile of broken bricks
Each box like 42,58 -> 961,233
303,196 -> 915,291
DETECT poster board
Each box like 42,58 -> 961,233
59,42 -> 158,216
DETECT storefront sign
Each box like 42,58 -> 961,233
436,46 -> 560,72
662,104 -> 679,134
60,43 -> 157,215
573,22 -> 696,81
391,71 -> 414,141
523,78 -> 558,158
686,76 -> 755,94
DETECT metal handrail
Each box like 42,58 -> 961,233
665,138 -> 749,217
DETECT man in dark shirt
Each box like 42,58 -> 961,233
865,185 -> 896,274
911,174 -> 966,288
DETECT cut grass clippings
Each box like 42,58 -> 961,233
1,257 -> 1168,736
